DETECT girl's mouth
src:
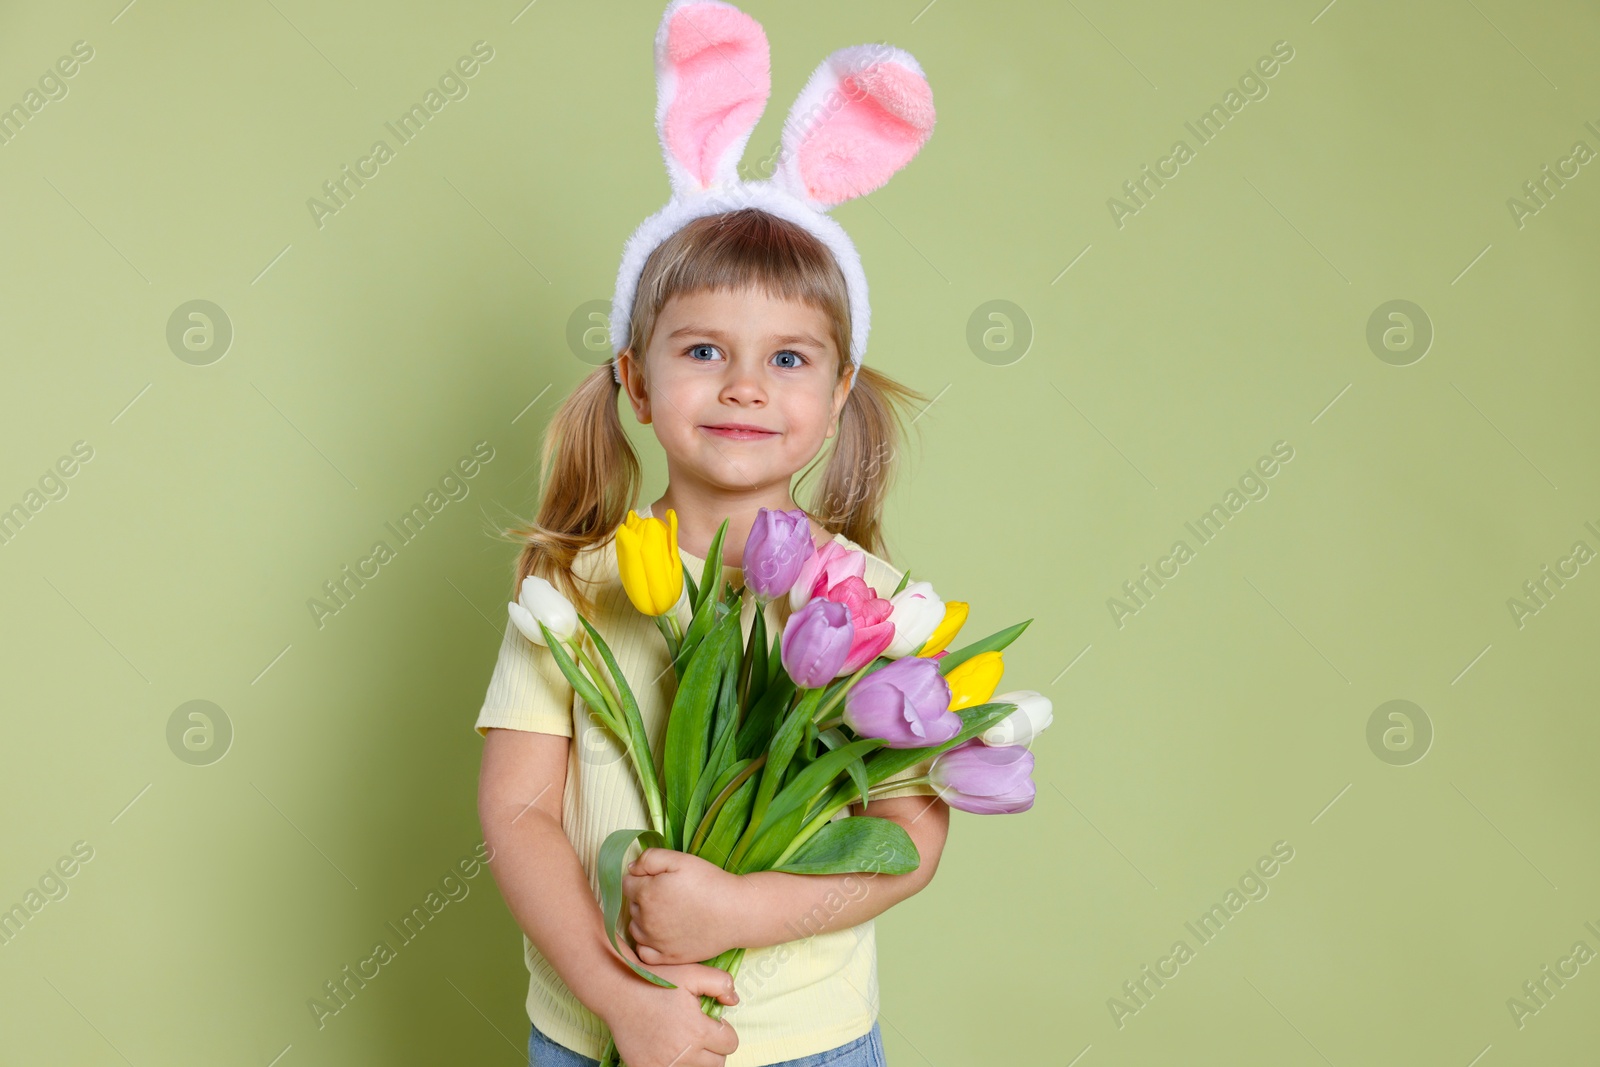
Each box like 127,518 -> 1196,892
700,425 -> 778,441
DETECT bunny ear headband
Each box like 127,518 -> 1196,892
608,0 -> 937,388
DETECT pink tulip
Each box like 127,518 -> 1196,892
823,575 -> 895,676
788,541 -> 865,613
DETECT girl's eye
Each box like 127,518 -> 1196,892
684,344 -> 809,369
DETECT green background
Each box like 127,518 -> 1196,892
2,0 -> 1597,1063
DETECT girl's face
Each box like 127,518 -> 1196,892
621,285 -> 851,496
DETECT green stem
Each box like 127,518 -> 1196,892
813,661 -> 873,724
700,946 -> 748,1021
653,614 -> 682,676
566,646 -> 627,748
575,647 -> 622,720
868,774 -> 931,797
816,715 -> 842,732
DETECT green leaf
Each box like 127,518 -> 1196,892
818,727 -> 871,811
846,753 -> 870,813
771,816 -> 921,876
891,569 -> 912,597
746,607 -> 769,709
695,519 -> 730,614
677,580 -> 722,668
663,608 -> 742,850
817,727 -> 848,752
749,738 -> 881,848
597,827 -> 675,988
705,757 -> 754,813
766,623 -> 785,687
683,642 -> 741,851
688,757 -> 753,854
735,803 -> 807,874
700,772 -> 758,867
736,672 -> 793,761
752,689 -> 821,813
937,620 -> 1034,676
576,616 -> 660,808
728,687 -> 823,870
710,619 -> 742,755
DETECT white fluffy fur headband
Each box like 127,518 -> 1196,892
608,0 -> 937,388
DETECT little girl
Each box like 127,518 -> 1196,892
477,6 -> 943,1064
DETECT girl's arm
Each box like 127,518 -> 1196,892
477,727 -> 657,1012
625,794 -> 950,964
477,727 -> 742,1049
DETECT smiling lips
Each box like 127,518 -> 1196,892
701,423 -> 778,441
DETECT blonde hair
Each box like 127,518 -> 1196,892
500,208 -> 928,617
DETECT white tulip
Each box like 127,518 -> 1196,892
980,690 -> 1054,746
508,575 -> 579,647
884,581 -> 946,658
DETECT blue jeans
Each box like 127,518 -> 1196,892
529,1018 -> 886,1066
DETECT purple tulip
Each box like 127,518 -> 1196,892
744,508 -> 816,600
929,739 -> 1037,814
841,656 -> 961,749
781,598 -> 855,689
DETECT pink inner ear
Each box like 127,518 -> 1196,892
663,5 -> 770,188
798,61 -> 935,205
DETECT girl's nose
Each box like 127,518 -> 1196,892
719,366 -> 768,399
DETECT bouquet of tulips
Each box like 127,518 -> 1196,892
508,507 -> 1052,1066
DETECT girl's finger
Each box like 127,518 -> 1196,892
677,965 -> 739,1005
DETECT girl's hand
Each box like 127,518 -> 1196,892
622,848 -> 749,965
606,936 -> 740,1067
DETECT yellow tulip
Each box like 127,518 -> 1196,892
946,650 -> 1003,711
918,601 -> 969,657
615,507 -> 684,617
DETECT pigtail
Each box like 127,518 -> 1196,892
802,363 -> 930,562
501,365 -> 642,619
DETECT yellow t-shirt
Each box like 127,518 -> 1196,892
474,509 -> 936,1065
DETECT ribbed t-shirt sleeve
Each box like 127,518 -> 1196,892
474,613 -> 576,738
861,551 -> 939,802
